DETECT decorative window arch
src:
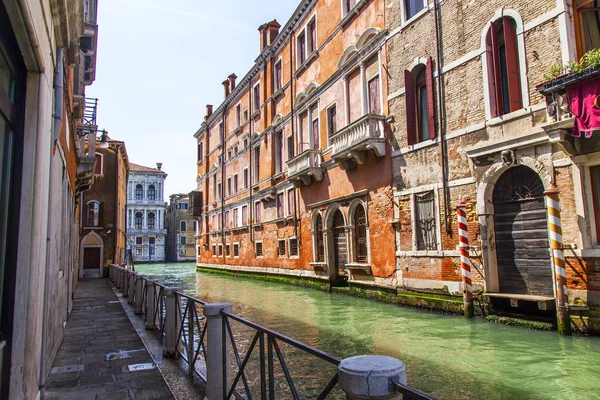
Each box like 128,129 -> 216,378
148,212 -> 155,230
405,58 -> 435,145
312,212 -> 325,262
148,185 -> 156,201
87,201 -> 101,227
351,202 -> 368,263
135,212 -> 143,229
135,184 -> 143,200
481,10 -> 529,119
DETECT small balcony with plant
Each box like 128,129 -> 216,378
537,49 -> 600,156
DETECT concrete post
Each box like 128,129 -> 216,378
163,287 -> 183,357
203,302 -> 232,400
145,280 -> 159,330
123,271 -> 131,298
121,268 -> 127,293
115,268 -> 121,289
109,265 -> 113,281
338,355 -> 406,400
127,271 -> 136,303
134,276 -> 145,315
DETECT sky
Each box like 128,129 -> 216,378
87,0 -> 299,197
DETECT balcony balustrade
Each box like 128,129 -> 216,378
331,114 -> 386,169
286,148 -> 323,187
129,198 -> 164,206
129,228 -> 167,235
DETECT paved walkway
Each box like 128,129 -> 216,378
44,279 -> 174,400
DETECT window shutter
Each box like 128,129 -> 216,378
404,70 -> 417,145
425,57 -> 436,140
503,17 -> 522,112
83,203 -> 89,227
489,22 -> 503,118
99,202 -> 104,227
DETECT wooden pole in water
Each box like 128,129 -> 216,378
544,184 -> 572,335
456,198 -> 474,318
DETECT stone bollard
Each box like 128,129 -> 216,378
145,280 -> 159,330
203,302 -> 232,400
163,288 -> 183,357
121,269 -> 128,294
338,355 -> 406,400
134,276 -> 145,315
127,271 -> 136,303
115,268 -> 121,289
123,271 -> 131,298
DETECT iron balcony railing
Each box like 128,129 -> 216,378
82,97 -> 98,126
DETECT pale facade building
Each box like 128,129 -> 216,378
165,193 -> 197,262
126,163 -> 167,263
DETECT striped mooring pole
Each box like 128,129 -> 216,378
544,184 -> 572,335
457,199 -> 474,318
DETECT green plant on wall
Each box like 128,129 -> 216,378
544,48 -> 600,81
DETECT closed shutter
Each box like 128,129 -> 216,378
404,70 -> 417,145
425,58 -> 436,140
489,22 -> 503,118
98,202 -> 104,227
368,76 -> 381,115
503,17 -> 522,112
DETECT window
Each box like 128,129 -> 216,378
344,0 -> 356,15
255,202 -> 262,223
234,174 -> 238,193
212,215 -> 216,231
212,175 -> 217,200
278,239 -> 286,257
193,221 -> 197,232
242,205 -> 248,225
243,136 -> 249,149
236,104 -> 241,127
228,177 -> 232,196
212,244 -> 216,257
233,208 -> 239,228
368,76 -> 381,115
347,68 -> 361,123
136,247 -> 142,256
353,204 -> 368,262
148,212 -> 155,230
256,241 -> 263,257
310,104 -> 319,150
307,18 -> 317,54
180,236 -> 186,245
289,237 -> 299,257
275,60 -> 282,91
228,149 -> 233,160
575,1 -> 600,57
218,156 -> 222,165
591,166 -> 600,242
254,147 -> 260,184
218,212 -> 222,230
253,83 -> 261,112
234,144 -> 239,156
179,202 -> 188,210
135,184 -> 143,200
180,220 -> 187,232
94,154 -> 102,175
217,182 -> 222,200
287,189 -> 295,217
404,0 -> 426,21
415,191 -> 437,250
244,109 -> 249,122
198,141 -> 204,162
275,130 -> 284,174
149,237 -> 155,245
225,210 -> 230,228
287,135 -> 295,161
327,105 -> 337,140
315,213 -> 325,262
277,192 -> 285,219
244,168 -> 249,189
218,244 -> 223,256
297,32 -> 307,65
299,111 -> 309,153
405,60 -> 435,145
486,17 -> 522,118
87,201 -> 101,227
233,243 -> 240,257
148,185 -> 156,201
136,237 -> 143,245
225,244 -> 231,257
135,212 -> 143,230
219,122 -> 224,143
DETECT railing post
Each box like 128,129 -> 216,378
163,287 -> 183,357
121,268 -> 127,293
134,276 -> 145,315
187,300 -> 195,376
127,271 -> 136,304
203,302 -> 232,400
338,355 -> 406,400
115,268 -> 121,289
145,280 -> 159,330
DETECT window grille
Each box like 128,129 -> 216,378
233,243 -> 240,257
225,244 -> 231,257
415,191 -> 437,250
354,205 -> 368,262
218,244 -> 223,256
289,238 -> 299,257
278,240 -> 286,257
316,214 -> 325,262
256,242 -> 263,257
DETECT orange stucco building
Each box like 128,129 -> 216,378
194,0 -> 397,287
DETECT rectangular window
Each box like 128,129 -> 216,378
307,19 -> 316,54
180,236 -> 186,245
242,205 -> 248,225
344,0 -> 356,15
233,243 -> 240,257
255,202 -> 262,223
415,191 -> 437,251
297,32 -> 306,65
219,122 -> 224,143
275,130 -> 284,174
591,166 -> 600,243
212,244 -> 216,256
277,192 -> 284,219
236,104 -> 241,127
212,175 -> 217,200
225,244 -> 231,257
234,174 -> 238,193
233,208 -> 239,228
256,241 -> 263,257
275,60 -> 282,91
149,237 -> 155,245
198,142 -> 203,162
299,111 -> 308,153
244,168 -> 249,189
327,105 -> 337,139
227,177 -> 232,196
254,83 -> 261,112
243,136 -> 249,149
217,182 -> 222,200
218,212 -> 222,230
311,105 -> 319,150
368,76 -> 381,115
254,147 -> 260,184
405,0 -> 425,20
180,220 -> 187,232
289,238 -> 299,257
287,135 -> 294,161
193,221 -> 197,232
136,237 -> 143,245
244,109 -> 249,122
212,215 -> 216,231
228,149 -> 232,160
136,247 -> 142,255
347,68 -> 361,123
179,203 -> 188,210
225,210 -> 230,228
287,189 -> 295,217
278,239 -> 286,257
218,244 -> 223,256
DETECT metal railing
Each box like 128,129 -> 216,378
391,380 -> 438,400
176,292 -> 208,379
82,97 -> 98,126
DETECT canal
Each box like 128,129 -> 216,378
136,263 -> 600,399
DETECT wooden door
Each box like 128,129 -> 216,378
332,210 -> 347,279
83,248 -> 101,270
493,166 -> 553,296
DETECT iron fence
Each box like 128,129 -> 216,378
175,292 -> 208,380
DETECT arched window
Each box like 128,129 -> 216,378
405,59 -> 435,145
353,204 -> 368,263
135,184 -> 143,200
135,212 -> 143,230
87,201 -> 101,227
148,185 -> 156,201
315,213 -> 325,262
148,212 -> 155,230
486,17 -> 522,117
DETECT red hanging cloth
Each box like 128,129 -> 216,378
567,77 -> 600,138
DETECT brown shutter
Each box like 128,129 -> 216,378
425,58 -> 436,140
368,76 -> 381,115
99,202 -> 104,227
404,70 -> 417,146
503,17 -> 523,112
489,22 -> 503,118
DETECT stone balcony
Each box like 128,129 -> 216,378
287,148 -> 324,187
331,114 -> 386,169
128,228 -> 167,235
128,198 -> 165,206
75,131 -> 97,193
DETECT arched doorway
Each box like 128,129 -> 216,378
331,209 -> 348,282
493,166 -> 553,296
80,232 -> 104,279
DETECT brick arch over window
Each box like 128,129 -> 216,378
481,9 -> 529,120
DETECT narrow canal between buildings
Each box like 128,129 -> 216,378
136,263 -> 600,399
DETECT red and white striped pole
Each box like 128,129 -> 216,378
544,184 -> 572,335
457,198 -> 474,318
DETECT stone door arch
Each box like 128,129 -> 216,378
80,231 -> 104,279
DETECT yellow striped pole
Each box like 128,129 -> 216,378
457,198 -> 474,318
544,184 -> 572,336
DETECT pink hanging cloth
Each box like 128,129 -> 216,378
567,77 -> 600,138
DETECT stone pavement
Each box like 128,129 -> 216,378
44,279 -> 174,400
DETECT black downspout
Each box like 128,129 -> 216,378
221,105 -> 227,260
290,33 -> 299,246
434,0 -> 451,234
249,81 -> 254,243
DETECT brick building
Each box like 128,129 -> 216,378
194,0 -> 396,286
165,193 -> 197,262
79,139 -> 130,278
126,163 -> 167,263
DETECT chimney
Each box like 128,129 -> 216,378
156,162 -> 162,171
258,19 -> 281,51
223,79 -> 230,98
206,104 -> 213,118
228,73 -> 237,91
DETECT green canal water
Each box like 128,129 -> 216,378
136,263 -> 600,399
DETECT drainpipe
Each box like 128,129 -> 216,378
40,47 -> 64,396
433,0 -> 451,234
249,80 -> 254,243
114,143 -> 119,266
221,105 -> 227,261
290,36 -> 300,246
